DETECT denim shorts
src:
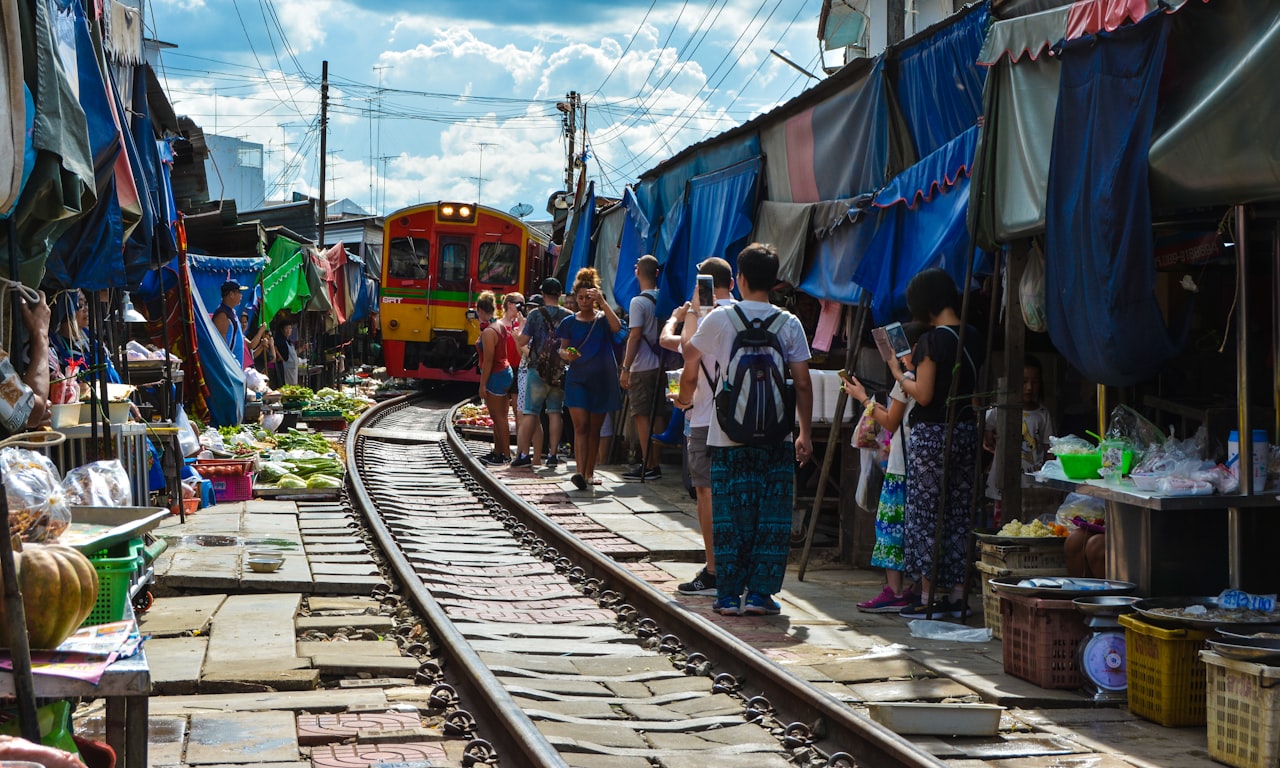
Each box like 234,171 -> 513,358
486,366 -> 514,397
521,368 -> 564,414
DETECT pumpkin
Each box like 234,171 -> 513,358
0,544 -> 99,649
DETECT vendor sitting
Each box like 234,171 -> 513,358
52,290 -> 120,385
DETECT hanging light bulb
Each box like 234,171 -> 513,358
121,292 -> 146,323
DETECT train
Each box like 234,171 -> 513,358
380,201 -> 551,381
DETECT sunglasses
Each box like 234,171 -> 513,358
506,301 -> 524,309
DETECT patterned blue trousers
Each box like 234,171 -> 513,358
709,442 -> 794,601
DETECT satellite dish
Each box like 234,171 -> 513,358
510,203 -> 534,219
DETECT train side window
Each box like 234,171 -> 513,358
478,242 -> 519,286
439,237 -> 470,287
387,236 -> 430,281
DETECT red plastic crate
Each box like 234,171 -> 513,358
1000,592 -> 1090,689
196,459 -> 255,503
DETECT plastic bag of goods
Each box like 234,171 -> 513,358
62,460 -> 132,507
1,448 -> 71,542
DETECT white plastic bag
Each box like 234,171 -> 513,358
175,406 -> 201,457
1,448 -> 70,542
908,620 -> 993,643
1020,242 -> 1047,332
63,460 -> 132,507
856,446 -> 884,511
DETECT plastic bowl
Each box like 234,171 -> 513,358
50,403 -> 81,429
1058,451 -> 1102,480
247,558 -> 283,573
1130,472 -> 1163,491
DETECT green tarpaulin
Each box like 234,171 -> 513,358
262,235 -> 310,321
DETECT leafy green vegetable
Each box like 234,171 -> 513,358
277,474 -> 307,489
306,474 -> 343,489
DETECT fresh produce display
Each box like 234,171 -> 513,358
0,544 -> 98,649
306,474 -> 343,489
277,385 -> 314,400
997,518 -> 1068,538
273,429 -> 337,453
455,403 -> 493,427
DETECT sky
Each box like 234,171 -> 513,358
146,0 -> 829,220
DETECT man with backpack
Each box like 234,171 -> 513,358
619,255 -> 668,481
675,243 -> 813,616
513,278 -> 572,468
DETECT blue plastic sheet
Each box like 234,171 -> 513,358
1044,13 -> 1180,386
797,206 -> 873,306
186,263 -> 245,427
564,182 -> 596,281
188,254 -> 266,319
612,188 -> 650,308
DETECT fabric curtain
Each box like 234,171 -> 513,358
752,201 -> 814,288
797,204 -> 873,305
856,126 -> 981,325
262,236 -> 310,321
891,2 -> 989,159
186,261 -> 245,426
1044,12 -> 1179,386
685,156 -> 760,281
593,203 -> 624,311
612,188 -> 650,309
561,181 -> 596,283
188,253 -> 265,317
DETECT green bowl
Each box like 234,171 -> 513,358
1059,451 -> 1102,480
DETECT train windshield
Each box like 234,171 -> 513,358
478,242 -> 519,286
387,236 -> 430,281
439,237 -> 470,288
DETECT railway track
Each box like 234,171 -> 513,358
345,393 -> 945,768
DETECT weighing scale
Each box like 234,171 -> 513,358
1073,596 -> 1140,703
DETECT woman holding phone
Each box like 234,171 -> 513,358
841,321 -> 926,612
556,267 -> 622,489
889,269 -> 984,619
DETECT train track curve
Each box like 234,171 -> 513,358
345,393 -> 945,768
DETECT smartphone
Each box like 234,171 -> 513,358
872,321 -> 913,361
696,275 -> 714,313
837,369 -> 854,386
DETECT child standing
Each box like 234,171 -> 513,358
983,355 -> 1054,525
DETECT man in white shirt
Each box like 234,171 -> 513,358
665,257 -> 735,596
675,243 -> 813,616
620,255 -> 665,480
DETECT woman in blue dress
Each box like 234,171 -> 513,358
556,267 -> 622,489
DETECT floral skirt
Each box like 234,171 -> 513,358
871,471 -> 906,572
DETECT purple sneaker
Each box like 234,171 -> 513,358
857,586 -> 912,614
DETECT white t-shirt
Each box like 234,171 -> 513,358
985,404 -> 1054,498
885,382 -> 913,476
686,298 -> 736,429
689,300 -> 811,448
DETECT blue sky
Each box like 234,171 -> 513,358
147,0 -> 825,218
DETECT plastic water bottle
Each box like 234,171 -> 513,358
1227,429 -> 1268,490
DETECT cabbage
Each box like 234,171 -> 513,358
257,462 -> 292,483
306,474 -> 343,489
277,474 -> 307,489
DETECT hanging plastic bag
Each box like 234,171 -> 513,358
856,446 -> 884,511
852,400 -> 883,449
63,460 -> 132,507
175,406 -> 201,457
1,448 -> 70,542
1020,241 -> 1047,332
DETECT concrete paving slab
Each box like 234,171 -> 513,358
307,596 -> 380,612
564,755 -> 653,768
244,499 -> 300,514
478,652 -> 580,675
500,677 -> 617,697
310,742 -> 449,768
149,689 -> 388,715
662,756 -> 794,768
312,575 -> 386,594
666,693 -> 745,717
307,654 -> 421,676
148,636 -> 209,695
309,562 -> 382,576
186,710 -> 299,764
814,657 -> 933,683
201,665 -> 319,692
296,640 -> 402,656
536,721 -> 649,749
296,614 -> 395,633
139,594 -> 227,637
146,715 -> 188,766
844,677 -> 977,702
512,698 -> 621,718
613,530 -> 703,559
206,593 -> 302,666
296,711 -> 423,746
644,675 -> 714,696
569,657 -> 677,677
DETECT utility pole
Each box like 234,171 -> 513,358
887,0 -> 906,46
557,91 -> 580,191
474,142 -> 497,204
318,60 -> 329,248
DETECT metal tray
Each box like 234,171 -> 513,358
990,576 -> 1136,598
1217,625 -> 1280,640
1133,596 -> 1280,629
58,506 -> 169,554
1206,636 -> 1280,662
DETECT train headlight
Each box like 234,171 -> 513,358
441,204 -> 454,217
438,202 -> 477,223
458,205 -> 471,218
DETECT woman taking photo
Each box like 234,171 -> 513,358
556,268 -> 622,489
476,291 -> 514,466
890,269 -> 984,619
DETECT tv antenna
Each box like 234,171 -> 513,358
509,203 -> 533,220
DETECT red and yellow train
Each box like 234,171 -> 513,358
380,201 -> 550,381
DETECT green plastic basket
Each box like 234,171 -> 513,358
83,538 -> 143,627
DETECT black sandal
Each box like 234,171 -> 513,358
570,473 -> 587,490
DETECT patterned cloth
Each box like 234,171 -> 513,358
904,420 -> 978,589
709,442 -> 794,600
871,471 -> 906,572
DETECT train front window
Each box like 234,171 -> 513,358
478,242 -> 519,286
439,237 -> 470,288
387,236 -> 429,281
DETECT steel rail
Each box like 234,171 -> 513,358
443,400 -> 948,768
346,394 -> 567,768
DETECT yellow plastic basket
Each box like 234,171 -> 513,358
1118,612 -> 1212,726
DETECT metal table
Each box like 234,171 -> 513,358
1034,475 -> 1280,596
0,619 -> 149,768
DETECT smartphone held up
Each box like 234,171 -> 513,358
696,275 -> 714,315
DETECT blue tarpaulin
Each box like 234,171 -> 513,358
612,188 -> 651,308
565,182 -> 596,280
1044,13 -> 1181,387
186,263 -> 245,427
797,204 -> 873,305
891,2 -> 989,159
855,126 -> 981,324
188,254 -> 266,319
